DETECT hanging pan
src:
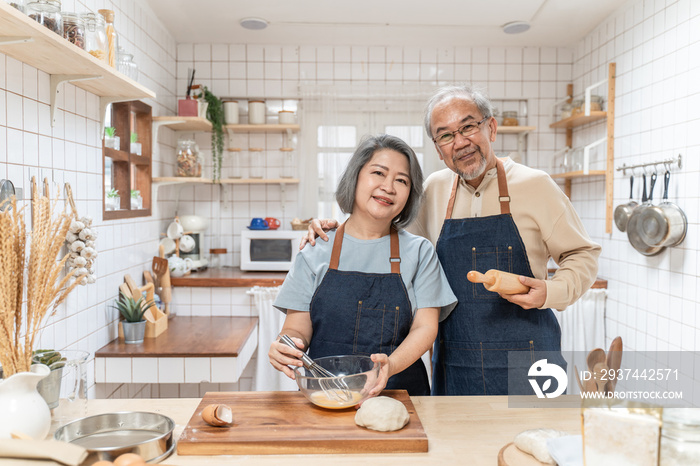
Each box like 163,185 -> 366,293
627,172 -> 664,256
638,170 -> 687,248
614,174 -> 638,232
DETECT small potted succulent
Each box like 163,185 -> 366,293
104,126 -> 119,150
130,132 -> 142,156
114,291 -> 154,344
33,350 -> 66,409
106,188 -> 120,211
130,189 -> 142,210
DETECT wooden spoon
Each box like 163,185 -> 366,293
606,336 -> 623,393
586,348 -> 606,374
593,362 -> 609,394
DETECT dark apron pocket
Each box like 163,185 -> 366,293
470,246 -> 514,300
353,302 -> 399,355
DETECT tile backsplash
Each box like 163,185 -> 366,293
1,0 -> 699,398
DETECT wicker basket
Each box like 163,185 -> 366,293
291,222 -> 311,231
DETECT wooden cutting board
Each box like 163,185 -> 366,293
177,390 -> 428,455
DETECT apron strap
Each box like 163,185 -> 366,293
444,157 -> 512,219
328,222 -> 401,274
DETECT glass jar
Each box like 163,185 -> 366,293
501,111 -> 519,126
570,99 -> 584,116
229,147 -> 243,178
280,147 -> 296,178
176,140 -> 203,177
249,148 -> 264,178
208,249 -> 226,269
589,95 -> 605,112
81,12 -> 108,63
27,0 -> 62,35
62,13 -> 85,50
6,0 -> 26,13
559,102 -> 573,120
661,409 -> 700,465
98,9 -> 118,68
116,47 -> 138,81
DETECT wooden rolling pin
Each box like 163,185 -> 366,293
467,269 -> 530,294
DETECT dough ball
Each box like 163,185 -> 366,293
354,396 -> 409,432
513,428 -> 567,464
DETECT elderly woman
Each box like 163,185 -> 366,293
269,134 -> 456,396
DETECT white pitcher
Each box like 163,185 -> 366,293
0,364 -> 51,439
168,256 -> 193,277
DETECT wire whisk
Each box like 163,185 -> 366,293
278,334 -> 352,403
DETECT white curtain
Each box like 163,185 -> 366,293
249,286 -> 298,391
555,288 -> 607,394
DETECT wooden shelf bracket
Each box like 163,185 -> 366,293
51,74 -> 102,127
0,36 -> 32,45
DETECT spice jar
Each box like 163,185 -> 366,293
661,408 -> 700,465
116,47 -> 138,80
570,99 -> 584,116
249,148 -> 264,178
27,0 -> 62,35
248,100 -> 266,125
223,100 -> 239,124
559,102 -> 573,120
278,110 -> 295,125
501,111 -> 519,126
81,12 -> 108,63
6,0 -> 25,13
176,140 -> 203,177
62,13 -> 85,50
229,147 -> 243,179
589,95 -> 605,112
280,147 -> 296,178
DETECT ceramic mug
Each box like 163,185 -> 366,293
179,234 -> 196,253
166,218 -> 183,240
159,237 -> 176,255
250,217 -> 268,229
168,256 -> 193,277
265,217 -> 281,229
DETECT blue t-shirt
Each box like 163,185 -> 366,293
274,229 -> 457,321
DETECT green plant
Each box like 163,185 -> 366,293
114,291 -> 154,323
130,189 -> 141,198
32,349 -> 66,370
106,188 -> 119,199
200,86 -> 225,181
130,132 -> 138,143
105,127 -> 116,138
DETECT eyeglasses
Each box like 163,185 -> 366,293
432,117 -> 489,146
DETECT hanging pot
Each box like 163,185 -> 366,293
638,171 -> 687,247
627,172 -> 664,256
614,175 -> 638,232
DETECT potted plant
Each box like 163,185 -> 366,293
199,86 -> 225,181
106,188 -> 120,210
104,126 -> 119,150
130,189 -> 142,210
33,350 -> 66,409
114,291 -> 154,344
130,132 -> 141,155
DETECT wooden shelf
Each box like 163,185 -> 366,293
498,126 -> 536,134
171,267 -> 287,288
0,3 -> 154,103
153,116 -> 212,132
549,112 -> 607,129
153,177 -> 299,185
550,170 -> 606,180
225,124 -> 300,133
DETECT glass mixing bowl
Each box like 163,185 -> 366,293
293,355 -> 380,409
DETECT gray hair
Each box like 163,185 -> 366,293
336,134 -> 424,229
423,84 -> 495,137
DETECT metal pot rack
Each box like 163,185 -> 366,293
616,154 -> 682,175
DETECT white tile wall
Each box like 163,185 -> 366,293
3,0 -> 699,399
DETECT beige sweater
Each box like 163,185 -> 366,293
409,157 -> 601,311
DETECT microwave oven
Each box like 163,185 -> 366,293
240,229 -> 307,271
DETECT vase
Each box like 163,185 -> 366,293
0,364 -> 51,439
122,320 -> 146,344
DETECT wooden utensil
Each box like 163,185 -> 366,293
586,348 -> 606,374
593,362 -> 609,393
606,336 -> 623,392
467,269 -> 530,294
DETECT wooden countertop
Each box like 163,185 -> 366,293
62,395 -> 581,465
95,317 -> 258,358
171,267 -> 287,287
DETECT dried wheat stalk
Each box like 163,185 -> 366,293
0,186 -> 85,377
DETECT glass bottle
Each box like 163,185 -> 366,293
661,408 -> 700,465
116,47 -> 138,81
501,111 -> 519,126
62,13 -> 85,50
176,140 -> 203,178
280,147 -> 296,178
229,147 -> 243,179
98,9 -> 118,68
249,148 -> 264,178
81,12 -> 108,63
26,0 -> 62,35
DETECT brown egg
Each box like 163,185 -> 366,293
201,403 -> 233,427
113,453 -> 146,466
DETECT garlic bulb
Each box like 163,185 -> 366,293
85,241 -> 95,248
70,240 -> 86,252
81,247 -> 97,260
73,256 -> 87,267
69,220 -> 85,233
79,216 -> 93,227
66,231 -> 79,243
64,214 -> 98,286
75,267 -> 88,277
87,274 -> 96,284
78,228 -> 92,241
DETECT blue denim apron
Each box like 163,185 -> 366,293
432,158 -> 565,395
307,222 -> 430,396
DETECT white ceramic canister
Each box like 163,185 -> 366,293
278,110 -> 295,125
223,100 -> 239,124
248,100 -> 266,125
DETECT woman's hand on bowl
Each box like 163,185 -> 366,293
268,336 -> 305,379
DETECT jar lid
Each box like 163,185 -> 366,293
279,110 -> 294,114
502,111 -> 518,116
81,12 -> 105,24
62,12 -> 83,23
249,148 -> 264,152
222,98 -> 238,103
249,100 -> 265,103
227,147 -> 242,152
210,248 -> 227,254
97,9 -> 114,22
280,147 -> 294,152
29,0 -> 61,10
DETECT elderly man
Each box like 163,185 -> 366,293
305,85 -> 601,396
